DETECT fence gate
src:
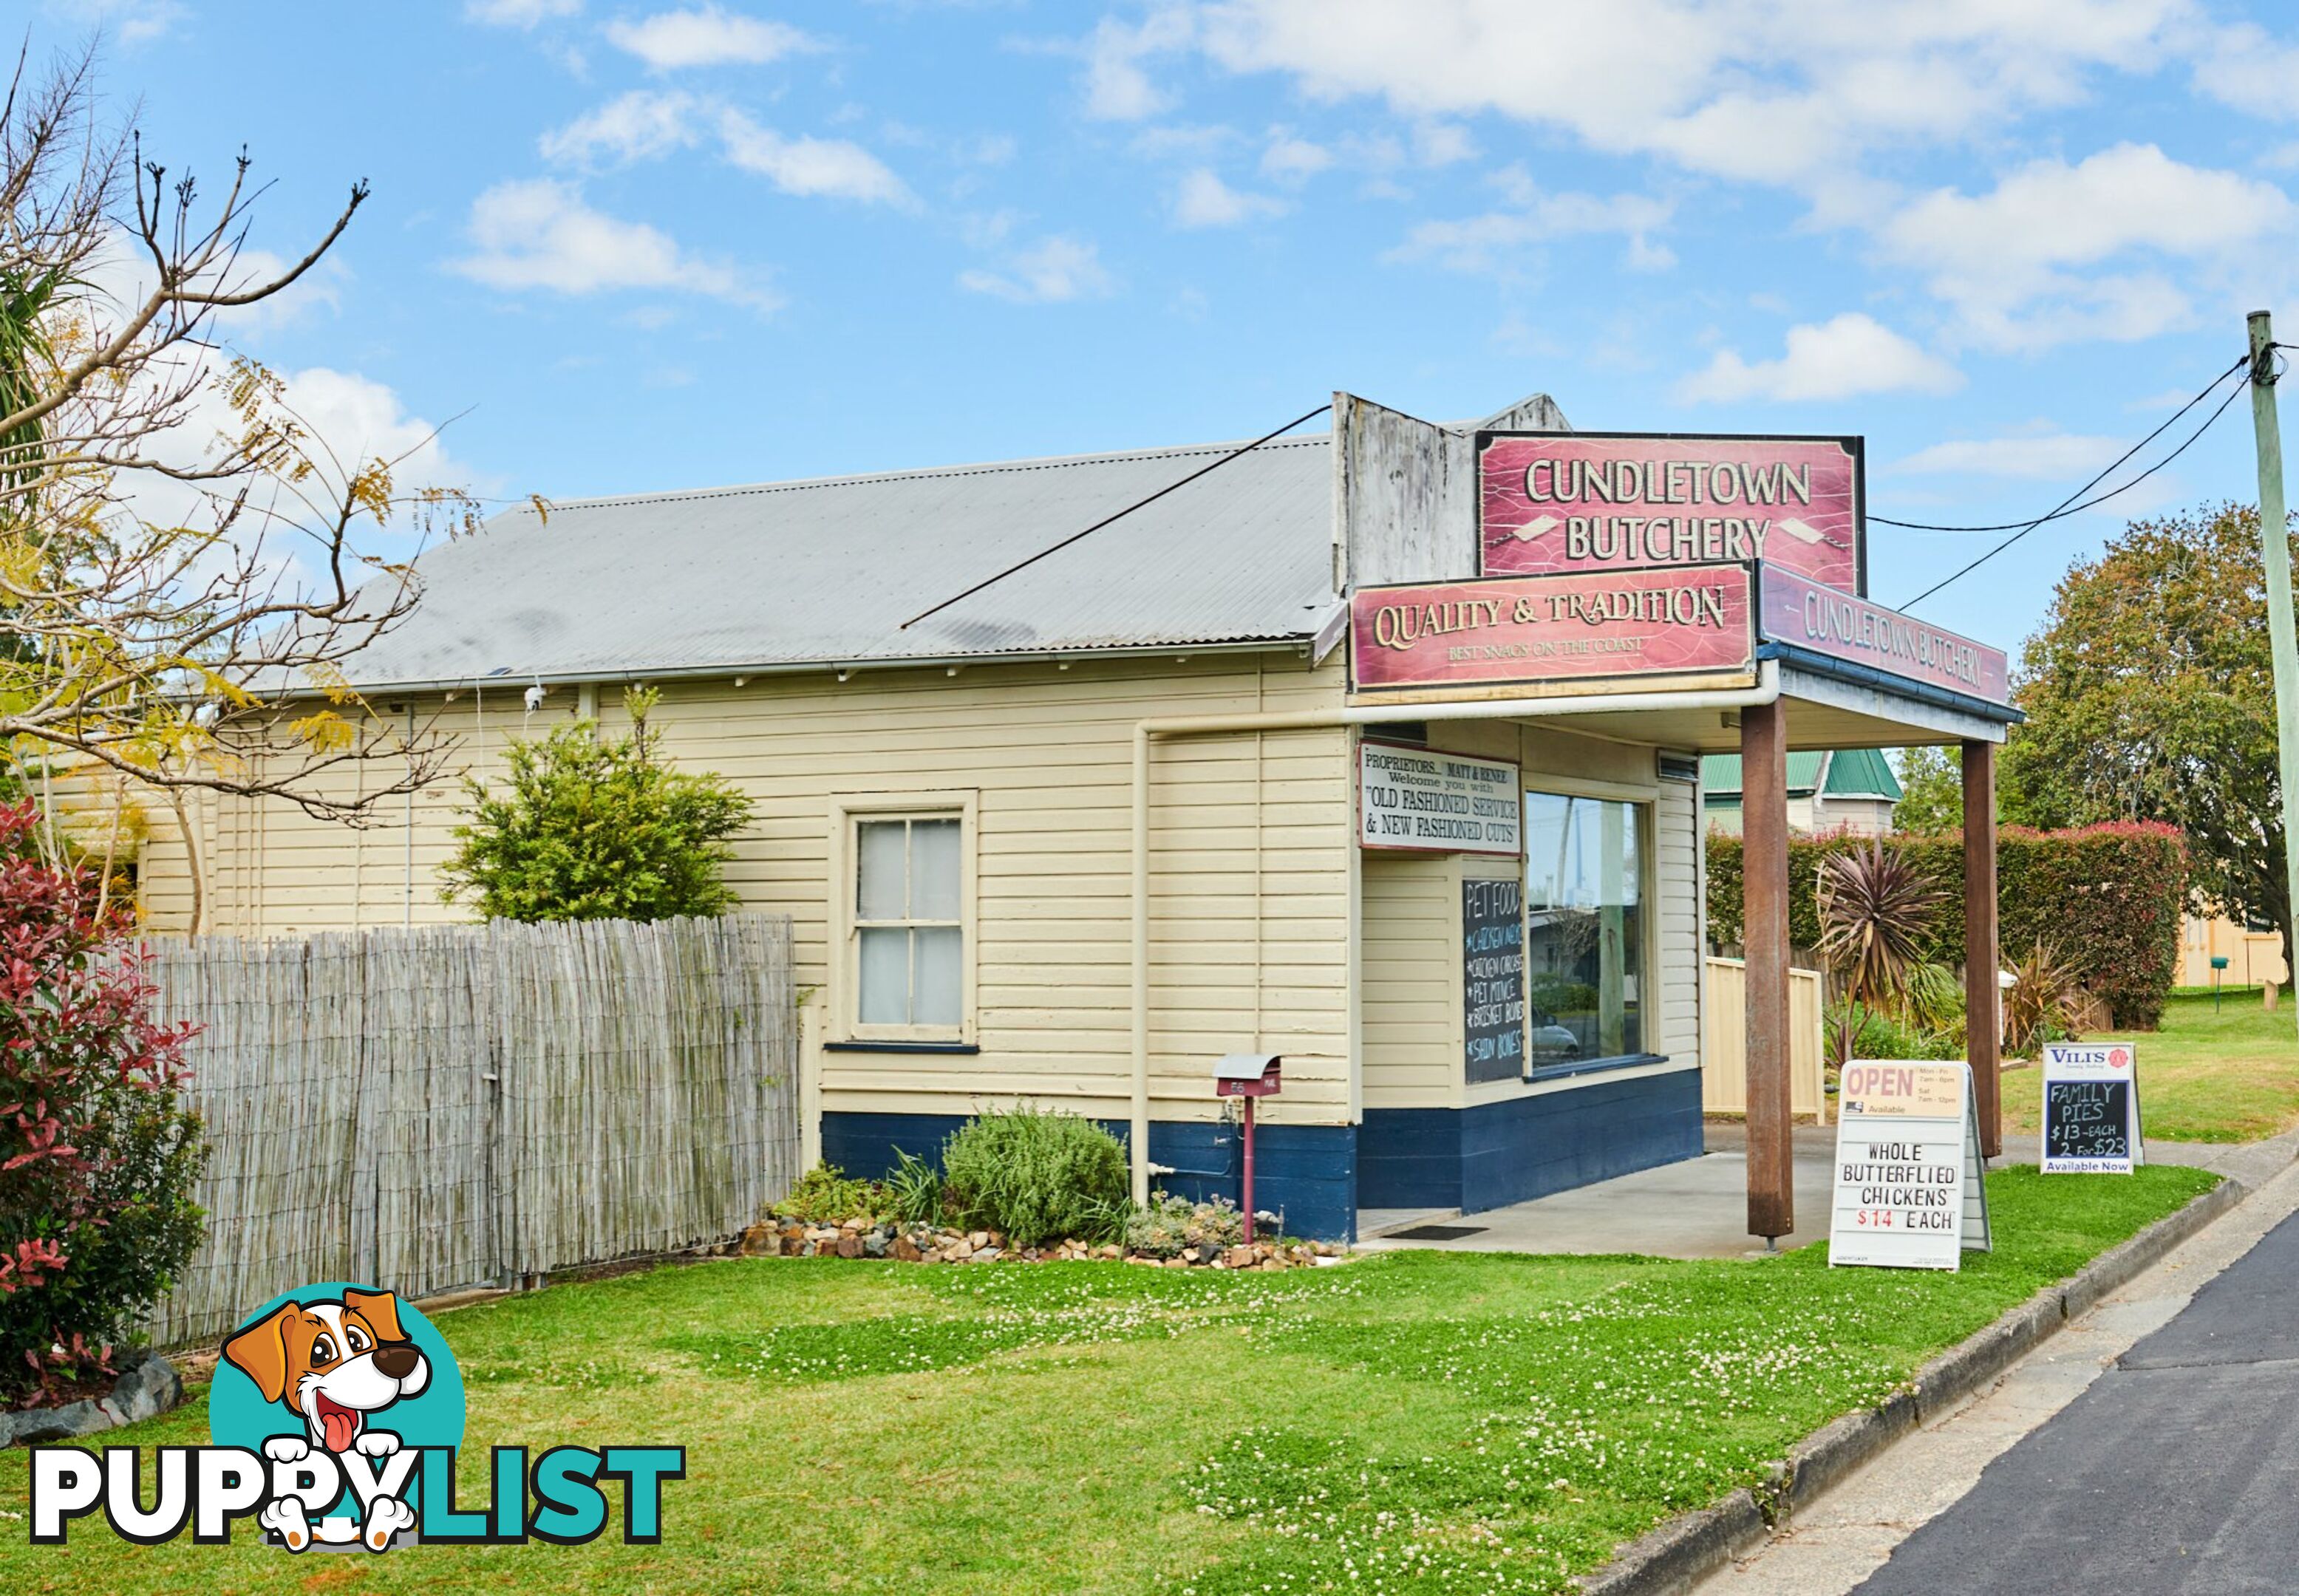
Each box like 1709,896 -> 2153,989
141,915 -> 800,1347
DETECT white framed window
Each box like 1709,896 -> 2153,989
831,792 -> 977,1043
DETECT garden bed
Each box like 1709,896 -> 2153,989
739,1215 -> 1344,1269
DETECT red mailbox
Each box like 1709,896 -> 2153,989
1214,1054 -> 1281,1098
1214,1054 -> 1281,1240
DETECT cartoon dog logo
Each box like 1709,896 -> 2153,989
222,1287 -> 432,1550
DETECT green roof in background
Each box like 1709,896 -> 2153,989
1821,747 -> 1904,800
1700,749 -> 1904,802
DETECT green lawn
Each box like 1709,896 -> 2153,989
1,1165 -> 2215,1595
2002,989 -> 2299,1142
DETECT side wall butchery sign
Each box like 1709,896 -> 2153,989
1758,565 -> 2010,706
1480,433 -> 1864,596
1349,565 -> 1757,698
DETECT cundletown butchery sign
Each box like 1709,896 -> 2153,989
1479,432 -> 1864,596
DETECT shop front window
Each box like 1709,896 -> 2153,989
1522,791 -> 1646,1065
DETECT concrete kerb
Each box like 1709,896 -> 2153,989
1571,1173 -> 2253,1595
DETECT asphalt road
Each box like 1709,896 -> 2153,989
1851,1203 -> 2299,1595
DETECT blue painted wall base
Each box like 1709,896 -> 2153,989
820,1068 -> 1699,1246
817,1111 -> 1360,1241
1360,1067 -> 1704,1215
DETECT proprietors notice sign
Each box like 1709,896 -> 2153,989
1358,743 -> 1522,856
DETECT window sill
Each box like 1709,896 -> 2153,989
1525,1052 -> 1669,1085
823,1040 -> 981,1055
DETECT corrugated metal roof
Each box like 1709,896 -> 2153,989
339,434 -> 1340,689
1700,751 -> 1826,798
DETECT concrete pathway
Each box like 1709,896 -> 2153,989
1358,1123 -> 2292,1262
1697,1130 -> 2299,1595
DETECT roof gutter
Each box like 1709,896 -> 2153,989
1124,661 -> 1784,1205
302,635 -> 1326,703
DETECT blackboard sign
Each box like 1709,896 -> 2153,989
2043,1080 -> 2131,1162
1462,879 -> 1525,1083
2040,1043 -> 2142,1173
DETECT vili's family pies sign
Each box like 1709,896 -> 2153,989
1479,432 -> 1864,595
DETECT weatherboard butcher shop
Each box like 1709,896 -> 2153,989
132,390 -> 2020,1243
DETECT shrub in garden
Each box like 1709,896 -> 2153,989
440,686 -> 754,923
940,1109 -> 1130,1249
1124,1193 -> 1246,1258
0,802 -> 205,1405
1709,821 -> 2187,1029
772,1162 -> 891,1225
1822,1001 -> 1958,1063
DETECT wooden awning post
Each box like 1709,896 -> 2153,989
1963,739 -> 2003,1158
1742,699 -> 1794,1240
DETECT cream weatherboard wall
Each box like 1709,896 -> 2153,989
1358,720 -> 1705,1113
135,652 -> 1357,1132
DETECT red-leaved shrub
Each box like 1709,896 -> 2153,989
0,802 -> 205,1404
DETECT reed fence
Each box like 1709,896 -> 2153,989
138,914 -> 799,1346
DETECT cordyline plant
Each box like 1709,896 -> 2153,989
0,800 -> 205,1405
1816,839 -> 1947,1065
2003,941 -> 2088,1058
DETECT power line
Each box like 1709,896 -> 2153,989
1896,354 -> 2254,612
899,403 -> 1330,631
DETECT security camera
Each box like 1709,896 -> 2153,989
524,684 -> 546,713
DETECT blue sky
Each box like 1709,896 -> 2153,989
33,0 -> 2299,655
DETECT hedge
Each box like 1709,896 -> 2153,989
1706,822 -> 2188,1029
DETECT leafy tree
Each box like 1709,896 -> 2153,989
440,689 -> 754,923
0,800 -> 205,1404
1,46 -> 483,932
2001,504 -> 2290,975
1891,746 -> 1963,833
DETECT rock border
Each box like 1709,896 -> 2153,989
738,1217 -> 1346,1269
0,1350 -> 186,1450
1574,1173 -> 2251,1596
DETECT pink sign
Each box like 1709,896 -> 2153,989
1351,566 -> 1756,695
1481,433 -> 1862,594
1758,565 -> 2009,705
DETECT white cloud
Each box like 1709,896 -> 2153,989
717,109 -> 913,204
1892,434 -> 2124,478
1260,131 -> 1331,183
1883,143 -> 2294,349
540,89 -> 706,166
958,236 -> 1116,304
1188,0 -> 2183,188
604,4 -> 817,71
1677,313 -> 1962,403
2192,21 -> 2299,122
1082,5 -> 1198,120
464,0 -> 580,25
1392,182 -> 1672,275
1172,168 -> 1287,228
449,179 -> 771,306
44,0 -> 184,45
538,94 -> 910,202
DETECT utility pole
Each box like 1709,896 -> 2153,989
2247,310 -> 2299,1034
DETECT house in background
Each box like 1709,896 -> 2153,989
1700,748 -> 1903,836
2179,913 -> 2289,991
